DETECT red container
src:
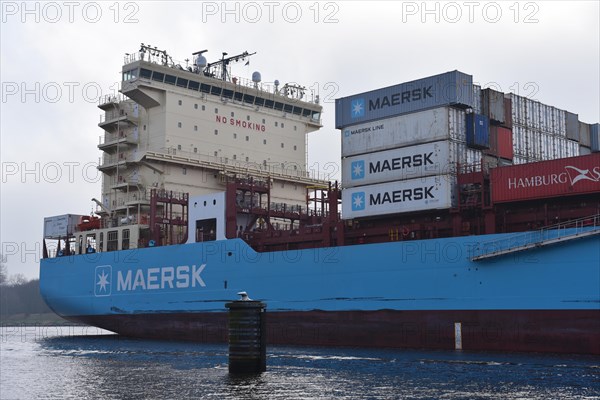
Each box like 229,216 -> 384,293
491,153 -> 600,203
487,126 -> 513,160
497,127 -> 513,160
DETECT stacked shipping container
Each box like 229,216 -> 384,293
336,71 -> 475,219
508,94 -> 593,164
337,71 -> 599,219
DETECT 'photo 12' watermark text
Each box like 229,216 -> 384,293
1,1 -> 140,23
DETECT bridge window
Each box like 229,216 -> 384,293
176,77 -> 188,88
223,89 -> 234,99
165,74 -> 176,85
140,68 -> 152,79
151,71 -> 164,82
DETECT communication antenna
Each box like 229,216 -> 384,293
205,50 -> 257,81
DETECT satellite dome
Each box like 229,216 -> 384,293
252,71 -> 261,83
195,55 -> 207,68
274,79 -> 280,86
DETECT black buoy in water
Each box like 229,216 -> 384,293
225,291 -> 266,373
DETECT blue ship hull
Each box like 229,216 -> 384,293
39,233 -> 600,354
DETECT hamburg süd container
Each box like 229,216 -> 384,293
341,107 -> 466,158
490,153 -> 600,203
342,174 -> 457,219
466,113 -> 490,149
335,70 -> 473,129
341,140 -> 466,188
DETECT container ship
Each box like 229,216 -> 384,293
40,45 -> 600,354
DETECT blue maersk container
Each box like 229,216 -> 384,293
591,123 -> 600,152
335,70 -> 474,129
466,113 -> 490,149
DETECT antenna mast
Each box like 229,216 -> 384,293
205,51 -> 256,81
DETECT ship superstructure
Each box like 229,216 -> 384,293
54,44 -> 326,253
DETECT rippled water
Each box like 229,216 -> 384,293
1,325 -> 599,399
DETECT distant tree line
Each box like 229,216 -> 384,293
0,255 -> 52,317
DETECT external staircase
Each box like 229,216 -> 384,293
471,214 -> 600,261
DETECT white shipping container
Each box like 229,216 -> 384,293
510,93 -> 567,137
43,214 -> 84,238
513,155 -> 528,165
553,108 -> 567,137
342,174 -> 456,219
466,148 -> 482,168
340,107 -> 466,157
567,140 -> 579,157
472,85 -> 482,114
341,141 -> 466,188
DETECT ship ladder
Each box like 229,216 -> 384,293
471,213 -> 600,261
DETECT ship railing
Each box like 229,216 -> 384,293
99,102 -> 139,123
149,148 -> 332,182
471,213 -> 600,261
123,49 -> 321,105
98,93 -> 125,106
99,129 -> 139,146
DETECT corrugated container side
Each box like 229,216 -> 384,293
511,94 -> 524,126
341,141 -> 462,188
566,112 -> 580,141
466,113 -> 490,149
335,71 -> 473,129
472,85 -> 482,114
341,174 -> 457,219
490,153 -> 600,203
487,125 -> 499,156
341,107 -> 466,158
579,121 -> 591,147
497,127 -> 513,160
503,96 -> 513,128
591,123 -> 600,152
554,108 -> 567,137
482,88 -> 505,124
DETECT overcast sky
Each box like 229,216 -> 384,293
1,1 -> 599,280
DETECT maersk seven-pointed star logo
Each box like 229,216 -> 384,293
351,192 -> 366,211
94,265 -> 112,297
350,98 -> 365,118
351,160 -> 365,180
